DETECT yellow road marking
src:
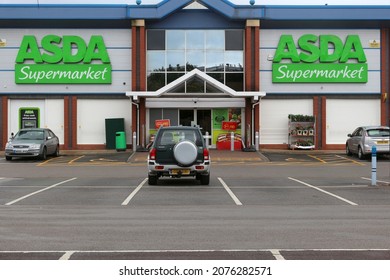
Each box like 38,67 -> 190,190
335,155 -> 366,166
37,156 -> 60,166
68,155 -> 85,164
308,154 -> 327,163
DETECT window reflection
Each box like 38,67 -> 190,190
206,30 -> 224,49
147,51 -> 165,72
187,30 -> 204,49
187,50 -> 205,71
225,51 -> 244,71
147,72 -> 165,91
167,30 -> 185,50
167,51 -> 185,72
226,73 -> 244,91
206,73 -> 224,93
206,51 -> 224,72
186,77 -> 205,93
147,29 -> 244,92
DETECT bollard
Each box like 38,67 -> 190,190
205,131 -> 209,149
132,132 -> 137,152
230,132 -> 234,152
371,145 -> 377,186
255,131 -> 259,151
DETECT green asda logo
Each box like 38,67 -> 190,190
272,34 -> 368,83
15,35 -> 111,84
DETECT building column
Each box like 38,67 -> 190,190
1,96 -> 8,150
313,96 -> 320,149
131,19 -> 146,148
321,96 -> 327,150
245,19 -> 260,147
64,96 -> 77,150
381,28 -> 390,126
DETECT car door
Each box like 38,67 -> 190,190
349,127 -> 362,153
45,130 -> 56,154
155,130 -> 176,164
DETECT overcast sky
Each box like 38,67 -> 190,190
0,0 -> 389,5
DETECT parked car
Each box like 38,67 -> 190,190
346,126 -> 390,159
147,126 -> 210,185
5,128 -> 60,161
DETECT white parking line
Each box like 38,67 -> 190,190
270,249 -> 285,260
59,251 -> 75,260
5,177 -> 77,206
288,177 -> 358,206
1,248 -> 390,261
121,177 -> 148,206
361,177 -> 390,185
218,177 -> 243,206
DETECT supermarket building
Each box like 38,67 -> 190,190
0,1 -> 389,151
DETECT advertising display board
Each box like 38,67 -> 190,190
19,107 -> 40,129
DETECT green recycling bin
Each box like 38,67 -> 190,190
115,131 -> 126,151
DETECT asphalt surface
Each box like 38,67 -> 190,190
0,149 -> 389,260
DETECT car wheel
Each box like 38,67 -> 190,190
40,147 -> 47,160
5,156 -> 12,161
148,174 -> 158,185
200,173 -> 210,185
173,140 -> 198,166
53,145 -> 60,157
346,144 -> 352,156
358,146 -> 365,160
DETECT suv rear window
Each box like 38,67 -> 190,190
159,129 -> 201,145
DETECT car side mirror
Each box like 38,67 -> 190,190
10,132 -> 14,139
347,134 -> 352,137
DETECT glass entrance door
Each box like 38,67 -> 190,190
179,109 -> 211,135
179,110 -> 194,127
197,109 -> 211,135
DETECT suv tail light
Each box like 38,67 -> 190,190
203,148 -> 209,160
149,148 -> 156,160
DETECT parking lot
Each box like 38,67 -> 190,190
0,150 -> 389,260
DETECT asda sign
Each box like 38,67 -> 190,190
15,35 -> 111,84
272,34 -> 367,83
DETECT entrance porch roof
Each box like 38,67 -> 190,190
126,69 -> 266,101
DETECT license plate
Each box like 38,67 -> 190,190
171,169 -> 190,175
377,140 -> 389,145
14,148 -> 28,153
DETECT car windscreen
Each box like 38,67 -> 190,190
15,130 -> 44,140
367,129 -> 390,137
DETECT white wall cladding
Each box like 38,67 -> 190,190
8,99 -> 64,143
260,99 -> 313,144
260,29 -> 381,94
0,29 -> 131,94
326,99 -> 380,144
77,99 -> 132,145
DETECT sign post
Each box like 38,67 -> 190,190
371,145 -> 377,186
230,132 -> 234,152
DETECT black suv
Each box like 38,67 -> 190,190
147,126 -> 211,185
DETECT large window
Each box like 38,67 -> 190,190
147,30 -> 244,92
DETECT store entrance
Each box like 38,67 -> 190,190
179,109 -> 211,135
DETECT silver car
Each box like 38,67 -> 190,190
5,128 -> 60,161
346,126 -> 390,159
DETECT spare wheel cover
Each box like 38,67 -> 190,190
173,141 -> 198,166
